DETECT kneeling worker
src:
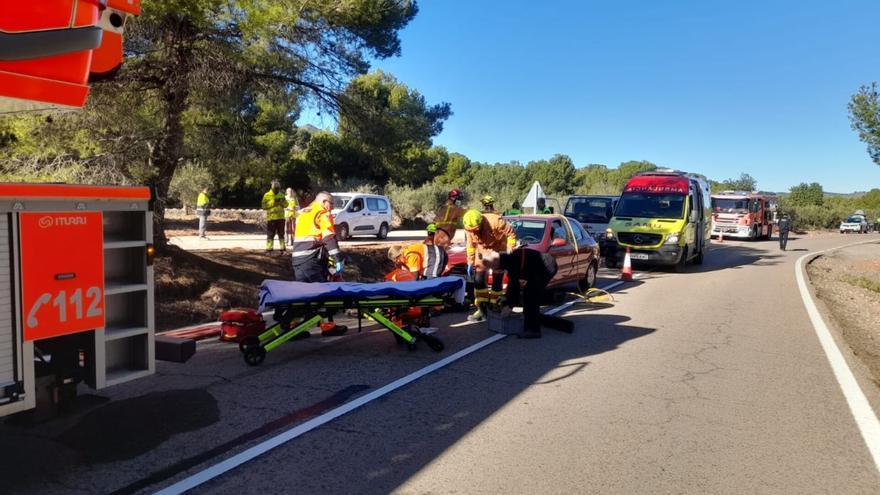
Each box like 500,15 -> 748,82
482,249 -> 558,339
387,224 -> 448,280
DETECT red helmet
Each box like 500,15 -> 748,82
448,188 -> 463,200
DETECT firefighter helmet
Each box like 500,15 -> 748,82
448,188 -> 463,200
462,209 -> 483,230
480,195 -> 495,207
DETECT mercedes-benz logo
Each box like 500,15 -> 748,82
634,234 -> 643,244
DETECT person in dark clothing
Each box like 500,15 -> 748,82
777,215 -> 791,251
482,248 -> 558,338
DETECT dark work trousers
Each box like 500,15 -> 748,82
779,229 -> 789,251
522,273 -> 554,331
267,219 -> 285,249
293,256 -> 329,283
473,268 -> 506,305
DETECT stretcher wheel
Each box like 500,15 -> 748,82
421,334 -> 444,352
243,345 -> 266,366
239,336 -> 260,354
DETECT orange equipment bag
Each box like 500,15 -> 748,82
220,308 -> 265,342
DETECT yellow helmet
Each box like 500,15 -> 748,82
426,223 -> 437,234
480,195 -> 495,207
462,209 -> 483,230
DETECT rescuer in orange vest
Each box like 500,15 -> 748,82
463,209 -> 517,322
387,224 -> 448,280
433,189 -> 465,248
291,191 -> 343,283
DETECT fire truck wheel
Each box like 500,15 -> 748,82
422,334 -> 444,352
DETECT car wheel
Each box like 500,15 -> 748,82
337,223 -> 349,241
673,247 -> 688,273
579,261 -> 598,292
376,222 -> 389,239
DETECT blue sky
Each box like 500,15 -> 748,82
300,0 -> 880,193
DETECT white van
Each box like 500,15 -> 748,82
330,192 -> 394,240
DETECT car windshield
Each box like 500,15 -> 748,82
712,198 -> 749,213
846,215 -> 864,223
332,196 -> 351,209
509,219 -> 547,245
615,193 -> 686,219
565,197 -> 614,223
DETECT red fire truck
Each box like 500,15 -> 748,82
0,2 -> 165,419
710,191 -> 778,240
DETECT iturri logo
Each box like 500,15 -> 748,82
38,215 -> 88,229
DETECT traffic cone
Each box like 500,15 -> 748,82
718,230 -> 724,243
619,247 -> 633,281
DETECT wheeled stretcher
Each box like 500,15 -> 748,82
239,277 -> 467,366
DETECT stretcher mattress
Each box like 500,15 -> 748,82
259,276 -> 466,310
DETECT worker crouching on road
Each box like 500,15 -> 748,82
463,209 -> 517,322
482,250 -> 558,339
262,180 -> 288,253
291,191 -> 347,336
387,224 -> 449,280
434,188 -> 466,248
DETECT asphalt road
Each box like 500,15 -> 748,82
2,233 -> 879,494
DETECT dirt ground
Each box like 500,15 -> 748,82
154,245 -> 396,331
164,212 -> 262,237
807,242 -> 880,387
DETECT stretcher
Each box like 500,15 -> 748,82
239,277 -> 467,366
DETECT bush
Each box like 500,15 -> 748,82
170,162 -> 212,210
386,180 -> 449,223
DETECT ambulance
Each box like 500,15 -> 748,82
605,170 -> 711,270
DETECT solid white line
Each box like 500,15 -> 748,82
795,240 -> 880,473
154,269 -> 648,494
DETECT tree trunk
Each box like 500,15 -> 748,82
149,16 -> 195,252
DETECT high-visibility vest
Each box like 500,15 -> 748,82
291,201 -> 339,265
285,195 -> 298,219
399,242 -> 448,279
197,192 -> 210,208
261,190 -> 287,221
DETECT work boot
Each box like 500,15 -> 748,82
321,324 -> 348,337
467,308 -> 485,322
518,329 -> 542,339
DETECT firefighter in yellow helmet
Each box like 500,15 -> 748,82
463,209 -> 517,322
261,180 -> 288,253
480,195 -> 496,213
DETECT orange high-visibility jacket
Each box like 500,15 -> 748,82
466,212 -> 517,265
291,200 -> 339,266
398,242 -> 448,279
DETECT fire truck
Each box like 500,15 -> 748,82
0,2 -> 162,419
710,191 -> 778,240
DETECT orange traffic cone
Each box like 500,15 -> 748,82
620,247 -> 633,281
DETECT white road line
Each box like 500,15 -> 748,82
795,240 -> 880,473
154,271 -> 646,494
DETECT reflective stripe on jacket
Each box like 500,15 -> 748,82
292,200 -> 339,266
435,203 -> 465,237
262,190 -> 287,221
401,242 -> 448,279
466,212 -> 517,266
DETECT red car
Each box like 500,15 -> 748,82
444,214 -> 600,292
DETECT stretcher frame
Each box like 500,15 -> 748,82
239,293 -> 453,366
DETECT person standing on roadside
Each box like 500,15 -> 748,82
196,187 -> 211,239
284,187 -> 298,246
778,214 -> 791,251
261,180 -> 288,253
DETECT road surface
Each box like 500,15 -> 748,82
2,233 -> 879,494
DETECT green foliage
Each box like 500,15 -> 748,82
844,276 -> 880,294
385,180 -> 449,221
787,182 -> 824,206
574,161 -> 658,195
526,154 -> 576,196
169,163 -> 213,209
848,82 -> 880,166
338,70 -> 452,186
713,173 -> 758,193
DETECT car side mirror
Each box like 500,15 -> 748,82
551,237 -> 567,247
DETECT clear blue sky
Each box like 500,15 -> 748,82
301,0 -> 880,193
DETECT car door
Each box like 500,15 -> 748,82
345,197 -> 369,235
569,219 -> 596,280
548,218 -> 576,282
371,196 -> 392,229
